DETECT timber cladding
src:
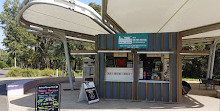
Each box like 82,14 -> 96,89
96,32 -> 181,102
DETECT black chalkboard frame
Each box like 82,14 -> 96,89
35,83 -> 61,111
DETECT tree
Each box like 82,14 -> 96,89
0,0 -> 98,71
0,61 -> 8,68
0,0 -> 37,68
0,49 -> 8,62
89,2 -> 101,15
182,45 -> 208,78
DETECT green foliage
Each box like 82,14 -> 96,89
40,68 -> 54,76
7,68 -> 39,77
21,68 -> 39,77
182,45 -> 208,78
74,70 -> 82,77
0,0 -> 37,68
0,0 -> 95,71
69,41 -> 95,70
88,2 -> 101,15
7,68 -> 22,77
182,57 -> 208,78
0,61 -> 9,68
182,78 -> 199,81
0,49 -> 9,62
7,68 -> 63,77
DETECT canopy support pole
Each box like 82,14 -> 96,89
208,38 -> 220,79
209,43 -> 216,79
207,44 -> 213,79
54,31 -> 74,90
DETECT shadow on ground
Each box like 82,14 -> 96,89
189,83 -> 219,98
9,94 -> 204,109
9,83 -> 204,110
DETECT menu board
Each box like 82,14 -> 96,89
78,82 -> 99,104
84,82 -> 99,104
35,84 -> 60,111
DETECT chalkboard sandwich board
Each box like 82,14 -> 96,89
35,84 -> 60,111
78,81 -> 99,104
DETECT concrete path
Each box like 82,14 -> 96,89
0,95 -> 9,111
0,77 -> 43,111
7,82 -> 220,111
0,69 -> 9,78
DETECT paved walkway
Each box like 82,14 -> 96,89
0,76 -> 43,111
7,82 -> 220,111
0,69 -> 9,78
0,75 -> 219,111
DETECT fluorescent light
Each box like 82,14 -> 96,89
70,53 -> 97,55
98,50 -> 131,53
137,51 -> 174,54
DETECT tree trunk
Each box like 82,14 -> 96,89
14,56 -> 16,68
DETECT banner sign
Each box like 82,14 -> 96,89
78,82 -> 99,104
118,33 -> 148,49
105,68 -> 143,82
36,84 -> 60,111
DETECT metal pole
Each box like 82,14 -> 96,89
210,42 -> 217,79
207,44 -> 213,79
63,36 -> 74,90
54,31 -> 74,90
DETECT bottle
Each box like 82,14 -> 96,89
143,72 -> 146,80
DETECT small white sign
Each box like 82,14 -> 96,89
78,82 -> 99,104
105,68 -> 143,82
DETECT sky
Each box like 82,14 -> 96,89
0,0 -> 101,49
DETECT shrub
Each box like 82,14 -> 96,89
7,68 -> 22,77
22,68 -> 40,77
58,70 -> 63,76
40,68 -> 54,76
0,61 -> 9,69
7,68 -> 58,77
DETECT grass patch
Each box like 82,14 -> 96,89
182,78 -> 199,81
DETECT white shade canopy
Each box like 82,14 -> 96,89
18,0 -> 114,42
104,0 -> 220,33
103,0 -> 220,45
18,0 -> 220,45
182,30 -> 220,46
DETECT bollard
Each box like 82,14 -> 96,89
55,69 -> 58,77
62,70 -> 64,77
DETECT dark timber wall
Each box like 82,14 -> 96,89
95,33 -> 181,102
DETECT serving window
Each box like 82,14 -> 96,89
104,52 -> 170,83
105,52 -> 135,82
139,54 -> 170,82
105,53 -> 133,68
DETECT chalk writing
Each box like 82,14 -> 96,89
36,84 -> 60,111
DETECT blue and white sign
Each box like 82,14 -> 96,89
118,33 -> 148,49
